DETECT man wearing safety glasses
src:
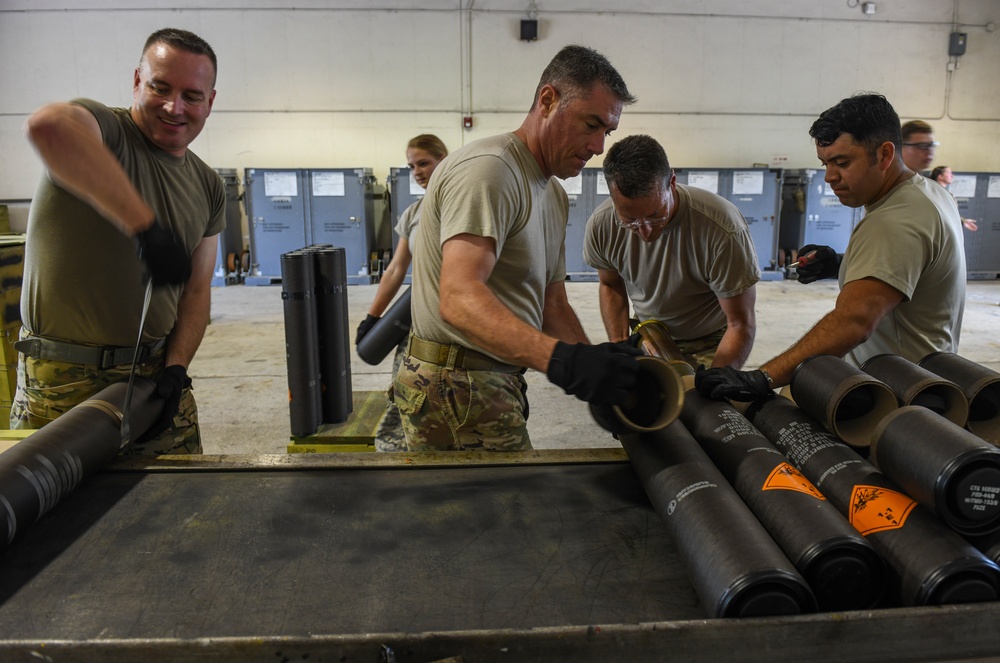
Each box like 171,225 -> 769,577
582,134 -> 760,369
900,120 -> 938,174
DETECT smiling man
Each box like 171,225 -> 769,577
583,135 -> 760,369
695,93 -> 966,402
395,44 -> 642,451
13,28 -> 225,454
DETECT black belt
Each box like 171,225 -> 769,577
14,334 -> 166,369
407,336 -> 525,374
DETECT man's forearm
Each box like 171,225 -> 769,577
760,312 -> 870,386
542,296 -> 590,345
165,286 -> 211,368
711,324 -> 754,369
441,280 -> 558,372
598,280 -> 631,342
26,103 -> 154,235
164,236 -> 217,368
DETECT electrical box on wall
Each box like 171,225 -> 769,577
520,19 -> 538,41
949,32 -> 968,56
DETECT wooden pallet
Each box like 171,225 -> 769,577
286,390 -> 386,453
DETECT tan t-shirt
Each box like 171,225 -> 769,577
583,184 -> 760,340
410,133 -> 568,360
842,173 -> 966,366
22,99 -> 225,346
395,197 -> 422,240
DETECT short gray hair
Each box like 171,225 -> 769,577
531,44 -> 635,110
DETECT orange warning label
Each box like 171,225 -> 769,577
762,463 -> 826,499
849,485 -> 917,535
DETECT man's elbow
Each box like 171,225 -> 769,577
25,106 -> 62,148
439,295 -> 460,328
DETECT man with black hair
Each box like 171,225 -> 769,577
583,134 -> 759,369
696,93 -> 965,402
396,44 -> 642,450
13,28 -> 224,454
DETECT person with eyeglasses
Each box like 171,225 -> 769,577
900,120 -> 938,173
582,134 -> 760,369
394,45 -> 643,451
695,94 -> 966,404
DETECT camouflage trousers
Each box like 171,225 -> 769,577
373,339 -> 407,452
676,327 -> 727,369
10,334 -> 201,456
391,352 -> 530,451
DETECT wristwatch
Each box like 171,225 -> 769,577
759,369 -> 774,385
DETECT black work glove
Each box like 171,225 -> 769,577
619,332 -> 643,349
546,341 -> 643,406
144,365 -> 192,440
355,314 -> 380,345
695,366 -> 773,402
795,244 -> 841,284
136,220 -> 192,286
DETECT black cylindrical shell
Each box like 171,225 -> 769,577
356,287 -> 412,366
621,422 -> 816,618
0,378 -> 160,551
871,405 -> 1000,535
314,246 -> 352,423
862,354 -> 969,428
281,250 -> 322,437
920,352 -> 1000,445
966,529 -> 1000,567
749,396 -> 1000,606
681,391 -> 885,611
790,354 -> 898,449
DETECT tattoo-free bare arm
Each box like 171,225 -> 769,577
438,233 -> 558,372
760,277 -> 904,386
541,280 -> 589,344
165,235 -> 218,368
368,236 -> 411,317
712,285 -> 757,368
597,268 -> 631,342
25,102 -> 155,235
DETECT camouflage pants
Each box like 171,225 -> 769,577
373,339 -> 407,452
10,335 -> 201,456
391,352 -> 530,451
676,327 -> 727,369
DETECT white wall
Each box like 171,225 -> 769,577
1,0 -> 998,200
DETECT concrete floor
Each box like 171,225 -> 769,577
193,279 -> 1000,455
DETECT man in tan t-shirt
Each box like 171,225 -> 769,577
394,45 -> 643,451
696,94 -> 965,403
13,28 -> 224,454
583,134 -> 760,369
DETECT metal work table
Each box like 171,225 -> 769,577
2,449 -> 1000,662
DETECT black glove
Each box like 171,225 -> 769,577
695,366 -> 773,402
144,365 -> 192,440
619,332 -> 643,349
355,314 -> 380,345
136,221 -> 192,286
795,244 -> 841,284
546,341 -> 643,406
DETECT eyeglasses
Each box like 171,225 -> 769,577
903,141 -> 940,151
615,214 -> 669,230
